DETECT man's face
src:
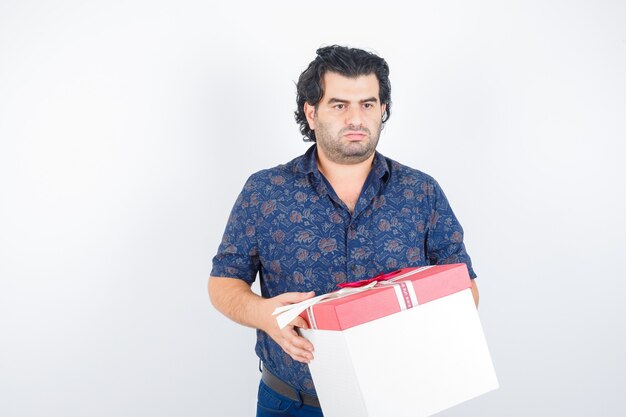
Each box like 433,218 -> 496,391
305,71 -> 387,165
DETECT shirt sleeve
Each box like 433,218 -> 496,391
425,179 -> 477,279
210,175 -> 261,284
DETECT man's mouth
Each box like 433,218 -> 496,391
343,131 -> 368,141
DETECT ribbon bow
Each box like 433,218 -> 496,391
273,266 -> 431,330
338,269 -> 403,288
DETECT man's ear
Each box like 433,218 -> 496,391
304,102 -> 316,131
381,103 -> 387,119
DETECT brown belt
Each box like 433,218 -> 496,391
261,366 -> 321,408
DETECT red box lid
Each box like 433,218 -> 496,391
300,264 -> 472,331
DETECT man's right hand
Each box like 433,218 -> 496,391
208,277 -> 316,364
258,291 -> 316,364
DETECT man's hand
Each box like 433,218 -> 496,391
208,277 -> 316,364
258,292 -> 316,364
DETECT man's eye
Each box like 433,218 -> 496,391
363,103 -> 373,109
334,104 -> 345,110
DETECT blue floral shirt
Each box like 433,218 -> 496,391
211,144 -> 476,395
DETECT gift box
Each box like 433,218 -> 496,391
276,264 -> 499,417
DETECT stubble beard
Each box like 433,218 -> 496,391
314,122 -> 383,165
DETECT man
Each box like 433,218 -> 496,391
209,45 -> 479,417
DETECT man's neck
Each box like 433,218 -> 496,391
315,147 -> 375,213
316,149 -> 375,187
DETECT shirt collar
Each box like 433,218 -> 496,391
296,144 -> 390,183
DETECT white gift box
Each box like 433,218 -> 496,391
289,265 -> 499,417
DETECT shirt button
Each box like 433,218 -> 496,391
351,265 -> 357,271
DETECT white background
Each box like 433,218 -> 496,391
1,1 -> 625,416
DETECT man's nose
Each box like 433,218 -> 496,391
345,106 -> 364,127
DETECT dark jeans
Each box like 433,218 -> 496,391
256,380 -> 324,417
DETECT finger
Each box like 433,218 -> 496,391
283,327 -> 314,356
288,330 -> 314,352
283,338 -> 313,363
289,352 -> 312,364
277,291 -> 315,304
285,344 -> 313,363
291,316 -> 310,330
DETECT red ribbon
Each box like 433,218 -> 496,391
338,269 -> 403,289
